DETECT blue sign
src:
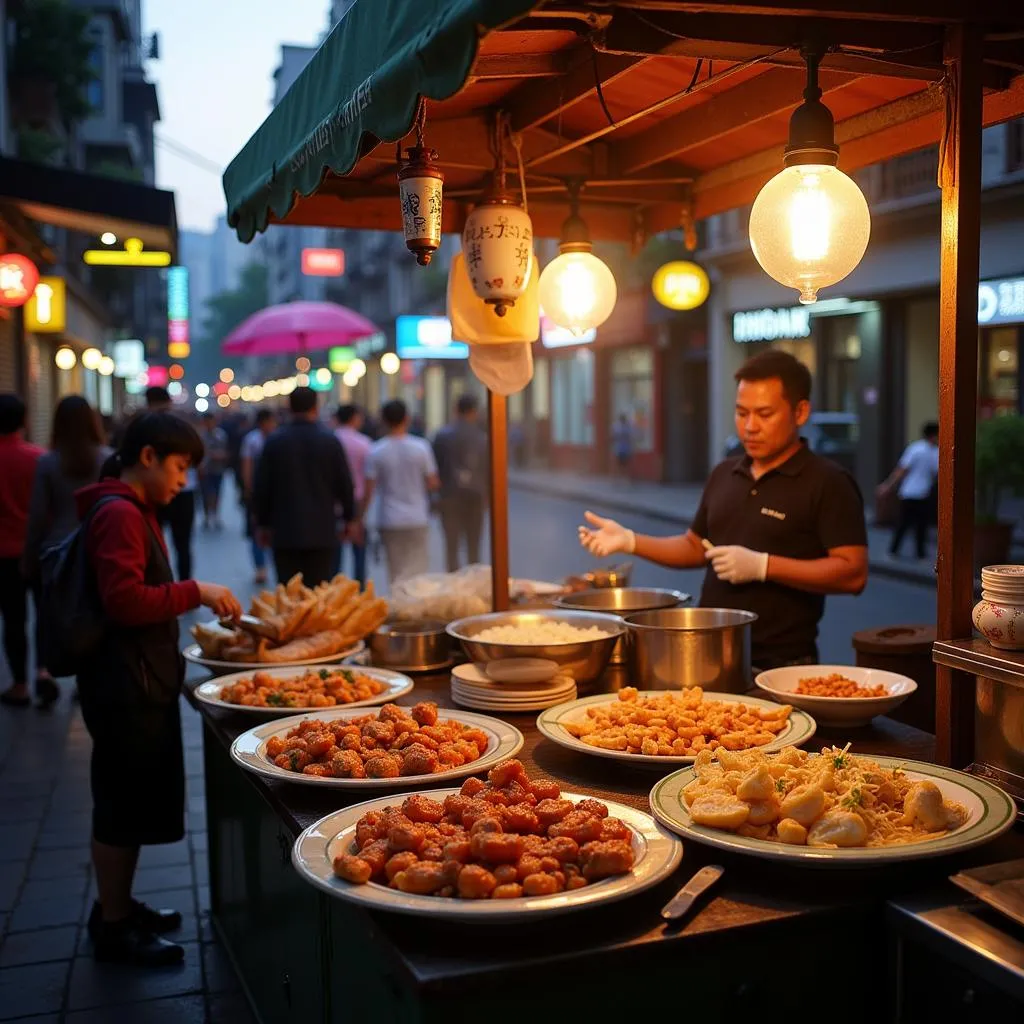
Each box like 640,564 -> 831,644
167,266 -> 189,321
395,316 -> 469,359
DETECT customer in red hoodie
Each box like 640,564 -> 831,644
0,394 -> 43,707
76,412 -> 241,967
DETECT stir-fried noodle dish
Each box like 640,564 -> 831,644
683,744 -> 967,848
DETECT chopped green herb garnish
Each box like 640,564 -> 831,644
775,777 -> 789,794
267,693 -> 283,706
319,669 -> 330,680
342,670 -> 354,683
833,753 -> 847,769
841,787 -> 863,809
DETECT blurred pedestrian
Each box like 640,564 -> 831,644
240,409 -> 277,584
255,387 -> 358,587
364,399 -> 440,584
612,413 -> 634,479
146,386 -> 196,579
197,413 -> 229,530
21,396 -> 111,708
75,412 -> 240,966
333,404 -> 372,586
433,394 -> 488,571
885,421 -> 940,561
0,394 -> 43,707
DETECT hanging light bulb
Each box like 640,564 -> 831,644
538,184 -> 617,334
81,347 -> 103,370
397,103 -> 444,266
462,114 -> 533,317
748,46 -> 870,305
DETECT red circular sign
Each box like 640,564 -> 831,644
0,253 -> 40,308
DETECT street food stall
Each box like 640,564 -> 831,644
205,2 -> 1024,1019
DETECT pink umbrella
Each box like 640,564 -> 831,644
221,300 -> 380,357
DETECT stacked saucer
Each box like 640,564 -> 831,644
981,565 -> 1024,601
450,662 -> 577,712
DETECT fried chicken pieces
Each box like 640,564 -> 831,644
266,702 -> 489,778
332,760 -> 635,899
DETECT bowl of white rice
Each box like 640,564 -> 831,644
446,610 -> 625,689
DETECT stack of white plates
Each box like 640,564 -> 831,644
981,565 -> 1024,604
450,663 -> 577,712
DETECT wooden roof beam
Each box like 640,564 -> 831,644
507,48 -> 649,133
617,66 -> 856,174
468,52 -> 569,81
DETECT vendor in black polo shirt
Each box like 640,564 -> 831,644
579,351 -> 868,670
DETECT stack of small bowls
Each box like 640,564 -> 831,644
973,565 -> 1024,650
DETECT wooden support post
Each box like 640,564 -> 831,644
488,390 -> 510,612
935,24 -> 983,768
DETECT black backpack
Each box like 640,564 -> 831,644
38,495 -> 124,676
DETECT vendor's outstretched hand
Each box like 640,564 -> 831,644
577,511 -> 635,558
198,582 -> 243,620
705,545 -> 768,585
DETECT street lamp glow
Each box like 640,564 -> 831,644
81,347 -> 103,370
342,368 -> 360,388
100,232 -> 117,246
228,384 -> 241,400
349,358 -> 366,379
168,381 -> 183,397
216,393 -> 230,408
195,397 -> 209,413
748,165 -> 870,304
240,386 -> 252,401
314,367 -> 332,386
296,372 -> 309,387
538,251 -> 617,334
380,352 -> 401,375
251,385 -> 265,402
98,355 -> 114,376
263,379 -> 280,398
219,367 -> 234,383
195,383 -> 210,398
55,346 -> 77,370
279,377 -> 297,396
296,356 -> 311,373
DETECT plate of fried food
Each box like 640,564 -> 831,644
536,686 -> 815,767
230,701 -> 524,789
187,573 -> 388,670
291,758 -> 682,918
755,665 -> 917,727
649,744 -> 1016,865
192,665 -> 414,717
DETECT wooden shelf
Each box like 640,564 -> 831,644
933,637 -> 1024,689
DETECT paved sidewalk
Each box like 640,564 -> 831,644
510,467 -> 944,586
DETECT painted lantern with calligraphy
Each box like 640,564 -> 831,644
398,146 -> 444,266
0,253 -> 40,308
461,195 -> 533,317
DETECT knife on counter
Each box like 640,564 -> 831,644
660,864 -> 724,922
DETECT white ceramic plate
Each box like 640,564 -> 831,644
230,706 -> 524,790
292,788 -> 682,918
484,658 -> 560,684
536,690 -> 817,768
649,756 -> 1016,866
451,690 -> 577,713
754,665 -> 917,727
450,672 -> 577,702
183,640 -> 365,672
192,666 -> 414,717
450,687 -> 577,709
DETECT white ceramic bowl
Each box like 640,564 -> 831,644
754,664 -> 917,727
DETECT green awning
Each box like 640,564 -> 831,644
223,0 -> 539,243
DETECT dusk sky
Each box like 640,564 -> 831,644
145,0 -> 330,232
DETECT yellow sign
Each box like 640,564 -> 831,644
652,261 -> 710,311
167,341 -> 191,359
24,277 -> 66,332
83,237 -> 172,268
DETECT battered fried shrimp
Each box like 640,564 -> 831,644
362,720 -> 396,744
488,759 -> 528,789
540,836 -> 579,863
411,702 -> 438,727
460,777 -> 487,797
356,839 -> 391,878
329,749 -> 366,779
482,789 -> 510,807
384,851 -> 419,882
470,832 -> 524,864
443,839 -> 472,863
333,853 -> 372,884
502,805 -> 540,834
443,794 -> 472,819
356,811 -> 385,849
469,816 -> 503,835
402,794 -> 445,824
529,779 -> 562,801
548,811 -> 603,844
575,799 -> 609,819
401,744 -> 438,776
457,864 -> 497,899
302,763 -> 331,777
598,818 -> 631,842
266,737 -> 287,759
388,822 -> 427,853
460,799 -> 496,829
420,845 -> 444,862
492,883 -> 524,899
515,855 -> 544,880
436,744 -> 467,767
377,703 -> 407,723
393,862 -> 448,895
493,864 -> 518,885
365,754 -> 402,779
535,799 -> 575,828
522,873 -> 560,896
503,781 -> 537,807
579,840 -> 634,881
305,731 -> 336,758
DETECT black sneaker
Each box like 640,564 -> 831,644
93,919 -> 185,967
88,900 -> 183,941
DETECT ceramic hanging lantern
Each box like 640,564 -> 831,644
398,144 -> 444,266
461,192 -> 533,316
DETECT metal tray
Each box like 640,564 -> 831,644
950,858 -> 1024,928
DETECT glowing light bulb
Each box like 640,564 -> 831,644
314,367 -> 332,386
195,397 -> 209,412
263,379 -> 281,398
296,356 -> 311,373
195,383 -> 210,398
98,356 -> 114,376
55,347 -> 77,370
538,251 -> 617,334
228,384 -> 241,400
296,372 -> 309,387
380,352 -> 401,375
342,369 -> 360,388
81,348 -> 103,370
749,164 -> 870,305
349,358 -> 366,379
219,367 -> 234,383
216,393 -> 230,408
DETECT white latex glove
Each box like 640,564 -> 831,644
577,511 -> 635,558
705,545 -> 769,585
